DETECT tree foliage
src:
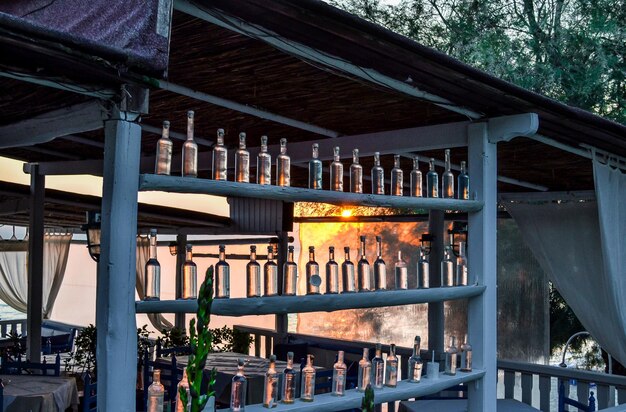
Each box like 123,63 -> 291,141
329,0 -> 626,124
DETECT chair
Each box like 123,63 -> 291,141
155,340 -> 192,358
143,350 -> 184,412
82,373 -> 97,412
0,353 -> 61,376
558,381 -> 596,412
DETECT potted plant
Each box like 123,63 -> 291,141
63,324 -> 96,393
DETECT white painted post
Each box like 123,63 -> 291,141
26,164 -> 44,360
467,122 -> 497,411
96,109 -> 142,411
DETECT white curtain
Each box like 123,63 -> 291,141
135,235 -> 173,332
0,233 -> 72,318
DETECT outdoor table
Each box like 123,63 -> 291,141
0,374 -> 79,412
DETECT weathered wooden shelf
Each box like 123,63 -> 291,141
135,285 -> 485,316
139,174 -> 484,212
216,370 -> 485,412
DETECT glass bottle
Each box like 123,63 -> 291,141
445,337 -> 458,375
417,247 -> 429,289
456,241 -> 468,286
460,335 -> 472,372
276,138 -> 291,187
300,354 -> 316,402
332,350 -> 347,396
175,369 -> 190,412
182,244 -> 197,299
257,135 -> 271,185
282,246 -> 297,296
213,128 -> 227,181
373,236 -> 387,291
230,358 -> 247,411
281,352 -> 296,404
155,120 -> 172,175
385,344 -> 398,388
372,343 -> 384,389
182,110 -> 197,178
391,155 -> 403,196
246,246 -> 261,298
308,143 -> 322,190
410,155 -> 422,197
408,336 -> 423,383
144,229 -> 160,301
264,246 -> 278,297
330,146 -> 344,191
395,251 -> 408,290
426,158 -> 439,198
458,160 -> 470,200
357,235 -> 371,292
341,247 -> 356,293
235,132 -> 250,183
306,246 -> 321,295
263,354 -> 278,408
215,245 -> 230,298
350,148 -> 363,193
326,246 -> 339,294
147,369 -> 165,412
442,149 -> 454,198
357,348 -> 372,392
371,152 -> 385,195
441,245 -> 454,287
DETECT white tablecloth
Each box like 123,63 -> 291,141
1,374 -> 79,412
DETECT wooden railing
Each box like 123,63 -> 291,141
0,319 -> 26,338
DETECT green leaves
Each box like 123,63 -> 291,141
361,384 -> 375,411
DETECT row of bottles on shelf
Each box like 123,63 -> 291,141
143,231 -> 470,301
154,112 -> 470,199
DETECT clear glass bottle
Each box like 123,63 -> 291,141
371,152 -> 385,195
330,146 -> 344,191
442,149 -> 454,198
373,236 -> 387,291
263,354 -> 278,408
147,369 -> 165,412
357,348 -> 372,392
230,358 -> 247,411
417,247 -> 429,289
455,241 -> 468,286
282,246 -> 297,296
341,247 -> 356,293
410,155 -> 422,197
445,337 -> 458,375
458,160 -> 470,200
306,246 -> 321,295
257,135 -> 271,185
300,354 -> 316,402
182,244 -> 197,299
391,155 -> 403,196
175,369 -> 190,412
332,350 -> 347,396
441,245 -> 454,287
144,229 -> 160,301
426,158 -> 439,198
182,110 -> 198,178
246,245 -> 261,298
308,143 -> 322,190
326,246 -> 339,294
385,343 -> 398,388
235,132 -> 250,183
395,251 -> 408,290
155,120 -> 172,175
408,336 -> 423,383
357,235 -> 372,292
372,343 -> 384,389
213,128 -> 227,181
264,245 -> 278,297
276,138 -> 291,187
215,244 -> 230,298
460,335 -> 472,372
281,352 -> 296,404
350,148 -> 363,193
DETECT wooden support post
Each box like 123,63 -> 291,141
467,122 -> 497,411
275,231 -> 289,340
26,164 -> 44,361
96,109 -> 142,411
175,233 -> 187,330
427,210 -> 445,355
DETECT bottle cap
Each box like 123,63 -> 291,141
360,235 -> 366,242
280,138 -> 287,146
329,246 -> 335,252
309,246 -> 315,252
287,351 -> 294,357
344,246 -> 350,253
415,335 -> 421,344
269,354 -> 276,362
288,245 -> 294,252
186,244 -> 192,252
187,110 -> 194,118
219,244 -> 225,251
237,358 -> 245,366
376,235 -> 382,242
250,245 -> 256,252
163,120 -> 170,127
149,228 -> 157,236
376,343 -> 382,350
217,128 -> 225,137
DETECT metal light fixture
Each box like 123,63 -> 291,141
448,221 -> 468,256
169,241 -> 179,256
82,211 -> 101,262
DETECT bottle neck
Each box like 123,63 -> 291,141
429,160 -> 435,171
337,352 -> 344,363
376,240 -> 382,258
375,348 -> 382,357
287,357 -> 293,368
217,135 -> 224,146
267,251 -> 274,261
312,146 -> 319,159
239,135 -> 246,149
280,142 -> 287,154
162,125 -> 170,140
353,151 -> 359,164
149,235 -> 157,259
288,250 -> 294,262
237,365 -> 245,376
413,158 -> 419,170
345,250 -> 350,261
413,342 -> 420,356
153,370 -> 161,383
187,115 -> 194,141
250,251 -> 257,261
219,250 -> 226,261
329,249 -> 335,261
461,161 -> 466,174
397,250 -> 403,262
186,249 -> 193,261
360,240 -> 366,257
362,348 -> 369,360
445,150 -> 451,171
269,361 -> 276,371
309,250 -> 315,262
394,157 -> 400,168
374,155 -> 380,166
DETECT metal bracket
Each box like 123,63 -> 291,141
487,113 -> 539,143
